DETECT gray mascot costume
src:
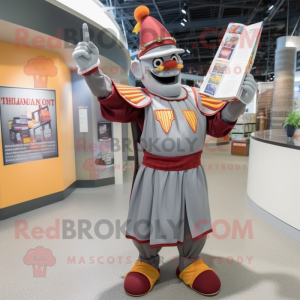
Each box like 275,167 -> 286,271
73,5 -> 257,297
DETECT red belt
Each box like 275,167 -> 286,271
142,150 -> 202,171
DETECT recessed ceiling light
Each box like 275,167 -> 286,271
181,9 -> 186,14
186,49 -> 190,53
268,5 -> 274,11
183,18 -> 187,22
181,22 -> 185,26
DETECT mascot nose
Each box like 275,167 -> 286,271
157,60 -> 184,71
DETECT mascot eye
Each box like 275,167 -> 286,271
171,54 -> 178,62
153,58 -> 164,67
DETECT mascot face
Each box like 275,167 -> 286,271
131,47 -> 184,98
130,6 -> 184,98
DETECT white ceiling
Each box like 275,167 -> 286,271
0,19 -> 77,68
0,18 -> 129,84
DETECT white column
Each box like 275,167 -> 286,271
271,47 -> 296,128
113,122 -> 123,184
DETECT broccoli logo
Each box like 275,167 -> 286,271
23,246 -> 56,277
24,56 -> 57,88
83,157 -> 106,179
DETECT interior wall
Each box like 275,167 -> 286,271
0,41 -> 75,209
71,73 -> 115,181
71,55 -> 129,181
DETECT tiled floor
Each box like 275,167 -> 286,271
1,146 -> 300,300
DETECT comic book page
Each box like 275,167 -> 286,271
200,21 -> 263,100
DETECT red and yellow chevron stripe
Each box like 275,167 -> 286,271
199,93 -> 226,111
154,109 -> 175,134
115,83 -> 146,104
182,110 -> 198,133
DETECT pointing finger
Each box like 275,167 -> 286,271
82,23 -> 90,43
88,42 -> 98,54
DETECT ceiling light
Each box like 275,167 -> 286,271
181,22 -> 185,26
181,9 -> 186,14
186,49 -> 190,53
268,5 -> 274,11
183,18 -> 187,22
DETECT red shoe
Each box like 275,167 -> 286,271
124,261 -> 160,297
176,259 -> 221,296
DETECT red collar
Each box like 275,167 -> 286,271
144,86 -> 188,101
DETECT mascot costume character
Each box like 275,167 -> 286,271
73,5 -> 257,297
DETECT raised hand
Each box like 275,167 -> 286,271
72,23 -> 100,75
240,74 -> 257,104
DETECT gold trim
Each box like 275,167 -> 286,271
154,109 -> 175,134
139,37 -> 177,53
156,36 -> 163,42
182,110 -> 198,133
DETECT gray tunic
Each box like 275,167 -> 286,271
126,86 -> 212,247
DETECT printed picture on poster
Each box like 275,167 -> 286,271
218,47 -> 234,60
0,86 -> 58,165
212,63 -> 227,75
98,122 -> 112,142
208,73 -> 222,85
204,83 -> 218,96
224,35 -> 239,49
229,24 -> 244,34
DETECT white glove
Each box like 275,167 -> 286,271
72,23 -> 100,75
239,74 -> 257,104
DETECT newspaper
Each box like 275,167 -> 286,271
200,21 -> 263,100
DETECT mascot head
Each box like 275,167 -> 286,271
130,6 -> 185,97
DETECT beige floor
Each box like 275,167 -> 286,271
1,146 -> 300,300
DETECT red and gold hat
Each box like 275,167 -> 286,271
133,6 -> 184,60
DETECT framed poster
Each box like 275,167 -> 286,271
98,122 -> 112,142
78,106 -> 88,133
0,86 -> 58,165
297,51 -> 300,72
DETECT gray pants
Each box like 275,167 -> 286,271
133,210 -> 206,272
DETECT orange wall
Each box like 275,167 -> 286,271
0,41 -> 76,209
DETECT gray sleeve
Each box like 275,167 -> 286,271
84,69 -> 112,99
221,101 -> 246,124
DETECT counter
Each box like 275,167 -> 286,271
247,129 -> 300,243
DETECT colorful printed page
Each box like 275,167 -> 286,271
200,21 -> 263,101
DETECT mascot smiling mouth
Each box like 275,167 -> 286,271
150,72 -> 179,85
